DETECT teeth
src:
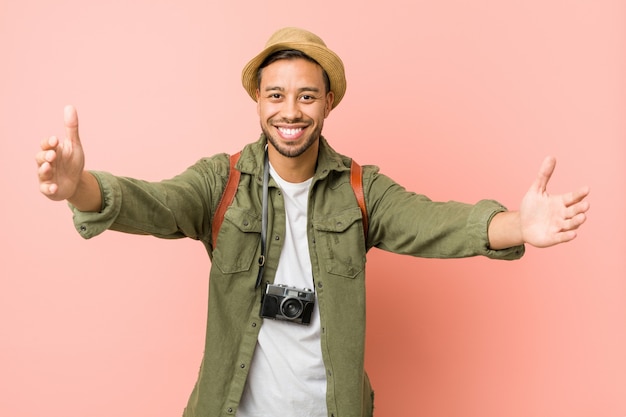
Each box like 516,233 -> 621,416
278,127 -> 302,135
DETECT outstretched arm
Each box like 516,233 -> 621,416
36,105 -> 102,212
488,156 -> 590,250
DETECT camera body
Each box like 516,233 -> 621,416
260,283 -> 315,325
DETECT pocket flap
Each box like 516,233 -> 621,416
313,207 -> 362,233
223,207 -> 261,233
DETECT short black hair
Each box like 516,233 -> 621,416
256,49 -> 331,94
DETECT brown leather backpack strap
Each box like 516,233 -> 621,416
350,159 -> 368,243
211,152 -> 242,249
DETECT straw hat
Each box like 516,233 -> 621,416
241,27 -> 346,109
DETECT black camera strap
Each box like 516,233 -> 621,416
255,148 -> 270,289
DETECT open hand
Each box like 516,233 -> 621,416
519,157 -> 590,248
36,105 -> 85,201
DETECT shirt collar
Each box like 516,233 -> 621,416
237,134 -> 350,184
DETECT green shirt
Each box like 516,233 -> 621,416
72,135 -> 524,417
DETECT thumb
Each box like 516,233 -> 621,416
532,156 -> 557,194
64,104 -> 80,144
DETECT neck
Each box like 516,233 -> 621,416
267,142 -> 319,183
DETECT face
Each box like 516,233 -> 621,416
256,58 -> 334,159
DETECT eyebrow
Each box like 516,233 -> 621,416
264,86 -> 321,93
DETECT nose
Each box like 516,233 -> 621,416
279,97 -> 303,121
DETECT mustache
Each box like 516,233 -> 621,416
270,117 -> 309,125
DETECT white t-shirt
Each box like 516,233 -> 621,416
236,164 -> 327,417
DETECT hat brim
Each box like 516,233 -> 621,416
241,41 -> 346,109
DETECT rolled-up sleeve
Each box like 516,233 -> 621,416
70,171 -> 122,239
465,199 -> 525,260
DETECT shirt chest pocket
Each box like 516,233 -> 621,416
313,207 -> 366,279
212,208 -> 261,274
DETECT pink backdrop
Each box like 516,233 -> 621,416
1,1 -> 624,416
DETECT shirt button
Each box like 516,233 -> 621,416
243,220 -> 249,227
79,225 -> 87,232
317,282 -> 323,288
251,322 -> 257,327
274,235 -> 280,240
240,363 -> 246,368
227,407 -> 233,413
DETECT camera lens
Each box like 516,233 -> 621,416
280,298 -> 303,319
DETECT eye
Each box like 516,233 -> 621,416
300,94 -> 315,101
265,93 -> 283,101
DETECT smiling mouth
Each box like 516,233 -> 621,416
277,126 -> 304,139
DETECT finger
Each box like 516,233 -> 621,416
565,200 -> 590,221
38,160 -> 53,180
64,104 -> 80,144
531,156 -> 557,194
39,181 -> 58,197
561,212 -> 587,233
553,230 -> 578,245
35,150 -> 51,166
563,185 -> 591,207
35,147 -> 58,165
40,135 -> 59,151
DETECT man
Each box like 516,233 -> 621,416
36,27 -> 590,417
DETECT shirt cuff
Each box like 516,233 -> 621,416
468,199 -> 525,260
69,171 -> 121,239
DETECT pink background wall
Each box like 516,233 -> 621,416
1,1 -> 624,416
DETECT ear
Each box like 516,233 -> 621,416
324,91 -> 335,118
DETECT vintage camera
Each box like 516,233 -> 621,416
260,283 -> 315,325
